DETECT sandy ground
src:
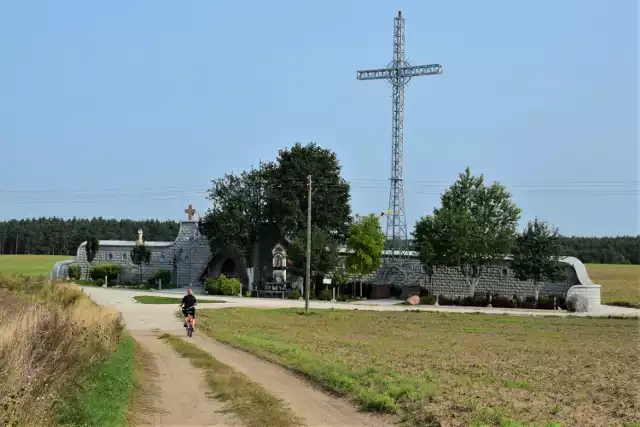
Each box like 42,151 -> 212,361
85,286 -> 392,426
186,334 -> 392,427
131,331 -> 240,427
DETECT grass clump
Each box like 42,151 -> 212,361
197,307 -> 639,426
159,333 -> 302,427
0,274 -> 134,427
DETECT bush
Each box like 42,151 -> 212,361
288,289 -> 301,300
319,287 -> 333,301
420,294 -> 437,305
147,269 -> 172,286
89,264 -> 122,282
68,264 -> 81,280
205,274 -> 241,296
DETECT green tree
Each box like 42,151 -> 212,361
200,168 -> 271,268
130,243 -> 151,284
171,247 -> 183,285
345,214 -> 385,297
288,228 -> 339,296
411,215 -> 437,291
84,235 -> 100,279
510,218 -> 565,305
413,168 -> 521,296
265,142 -> 351,240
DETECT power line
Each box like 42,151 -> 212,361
1,178 -> 637,195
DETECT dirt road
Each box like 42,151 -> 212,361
85,287 -> 392,426
131,331 -> 240,427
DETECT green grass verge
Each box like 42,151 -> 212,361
159,333 -> 302,427
0,254 -> 72,276
56,333 -> 137,427
133,295 -> 226,304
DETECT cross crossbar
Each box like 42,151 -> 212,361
357,64 -> 443,81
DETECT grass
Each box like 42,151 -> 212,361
56,334 -> 137,427
586,264 -> 640,308
159,333 -> 302,427
197,308 -> 640,427
0,254 -> 72,276
0,274 -> 131,426
133,295 -> 226,304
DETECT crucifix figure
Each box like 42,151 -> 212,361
357,10 -> 443,260
184,204 -> 196,221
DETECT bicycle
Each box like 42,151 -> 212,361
182,305 -> 195,338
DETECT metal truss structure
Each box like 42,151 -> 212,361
357,10 -> 443,261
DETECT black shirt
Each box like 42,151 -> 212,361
181,294 -> 197,309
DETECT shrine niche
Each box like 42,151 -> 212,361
272,243 -> 287,284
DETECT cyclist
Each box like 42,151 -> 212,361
180,288 -> 197,330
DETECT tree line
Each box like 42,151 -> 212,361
0,142 -> 637,271
0,218 -> 179,256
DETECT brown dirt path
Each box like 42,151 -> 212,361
187,333 -> 394,427
131,331 -> 240,427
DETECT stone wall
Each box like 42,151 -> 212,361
62,220 -> 600,305
330,253 -> 590,301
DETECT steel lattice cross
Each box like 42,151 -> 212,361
357,10 -> 442,259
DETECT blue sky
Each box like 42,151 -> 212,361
0,0 -> 637,237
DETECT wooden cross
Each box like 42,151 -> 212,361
184,204 -> 196,221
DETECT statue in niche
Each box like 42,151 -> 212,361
272,244 -> 287,284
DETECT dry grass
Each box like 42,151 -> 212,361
0,275 -> 124,426
160,333 -> 303,427
198,308 -> 640,427
586,264 -> 640,308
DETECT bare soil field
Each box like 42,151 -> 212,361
197,308 -> 640,427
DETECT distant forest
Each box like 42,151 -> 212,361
0,217 -> 638,265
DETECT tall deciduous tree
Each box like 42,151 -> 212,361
413,168 -> 521,296
84,235 -> 100,279
288,228 -> 339,295
200,168 -> 270,267
411,215 -> 437,290
130,243 -> 151,284
266,142 -> 351,241
510,218 -> 565,305
345,214 -> 385,297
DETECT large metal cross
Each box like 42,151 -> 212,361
357,10 -> 442,259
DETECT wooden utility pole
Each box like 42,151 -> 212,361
305,175 -> 312,313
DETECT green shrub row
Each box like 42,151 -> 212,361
205,274 -> 241,296
89,264 -> 122,281
68,264 -> 81,280
416,292 -> 566,310
147,269 -> 172,286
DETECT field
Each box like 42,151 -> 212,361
198,308 -> 640,426
0,254 -> 72,276
586,264 -> 640,308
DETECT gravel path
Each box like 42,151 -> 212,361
83,286 -> 640,318
132,330 -> 240,427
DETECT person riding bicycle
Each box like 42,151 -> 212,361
180,288 -> 197,329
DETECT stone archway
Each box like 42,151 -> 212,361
220,258 -> 236,276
